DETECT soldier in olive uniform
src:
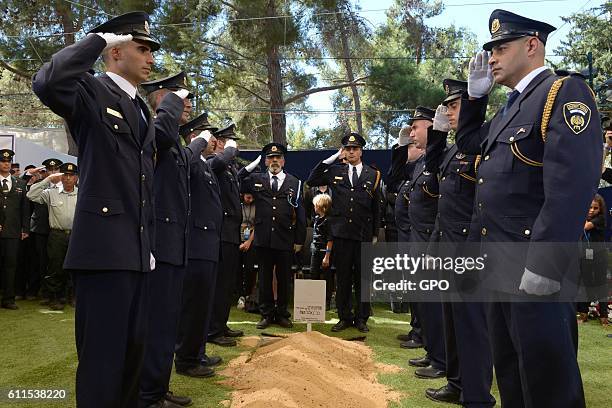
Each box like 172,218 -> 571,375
26,163 -> 78,311
0,149 -> 29,310
239,143 -> 307,329
307,133 -> 381,333
456,10 -> 601,407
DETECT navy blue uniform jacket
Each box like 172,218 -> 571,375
33,34 -> 177,272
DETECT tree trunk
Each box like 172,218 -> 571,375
266,0 -> 287,145
336,7 -> 363,135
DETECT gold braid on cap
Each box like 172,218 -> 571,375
541,76 -> 570,142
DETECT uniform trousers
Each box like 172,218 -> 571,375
175,259 -> 217,369
333,238 -> 370,323
139,263 -> 185,407
487,300 -> 584,408
209,242 -> 240,339
257,247 -> 291,319
46,229 -> 71,299
0,238 -> 20,305
73,270 -> 149,408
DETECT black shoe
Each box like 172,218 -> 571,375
415,365 -> 446,379
225,327 -> 244,337
257,317 -> 272,329
200,355 -> 222,367
425,385 -> 461,405
208,336 -> 237,347
276,316 -> 293,328
408,355 -> 431,368
396,333 -> 412,342
400,339 -> 424,349
1,303 -> 18,310
165,391 -> 193,406
176,365 -> 215,378
331,320 -> 352,332
354,320 -> 369,333
146,399 -> 183,408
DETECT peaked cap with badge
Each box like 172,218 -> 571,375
442,79 -> 468,106
0,149 -> 15,162
483,9 -> 556,51
42,158 -> 63,170
341,132 -> 366,148
88,11 -> 160,51
214,119 -> 240,140
179,112 -> 218,137
261,142 -> 287,157
408,106 -> 435,125
141,71 -> 193,98
59,162 -> 78,174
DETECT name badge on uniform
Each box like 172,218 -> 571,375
585,248 -> 594,260
334,176 -> 343,180
254,183 -> 263,187
106,107 -> 124,119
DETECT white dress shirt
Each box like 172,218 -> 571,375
0,175 -> 12,192
348,162 -> 363,186
269,170 -> 286,190
106,71 -> 146,121
513,66 -> 549,94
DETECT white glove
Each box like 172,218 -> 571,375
432,105 -> 451,132
150,253 -> 156,271
245,155 -> 262,172
372,236 -> 378,244
323,148 -> 342,164
94,32 -> 133,51
173,89 -> 190,99
468,50 -> 494,98
398,126 -> 413,146
519,268 -> 560,296
225,139 -> 237,149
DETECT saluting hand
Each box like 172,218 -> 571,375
173,89 -> 190,99
433,105 -> 451,132
468,50 -> 494,98
93,33 -> 134,51
245,155 -> 262,172
225,139 -> 237,149
46,172 -> 63,184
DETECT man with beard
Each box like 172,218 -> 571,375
240,143 -> 306,329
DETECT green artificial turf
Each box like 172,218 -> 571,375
0,301 -> 610,407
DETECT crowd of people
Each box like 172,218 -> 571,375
0,7 -> 608,408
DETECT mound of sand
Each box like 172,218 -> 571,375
220,331 -> 402,408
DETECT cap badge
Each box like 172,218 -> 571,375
144,20 -> 150,34
50,160 -> 55,165
271,146 -> 278,152
2,152 -> 9,158
491,19 -> 501,34
183,77 -> 187,86
349,135 -> 356,142
68,164 -> 73,170
445,84 -> 450,94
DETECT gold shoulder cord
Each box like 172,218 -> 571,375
474,155 -> 481,172
373,169 -> 381,191
541,76 -> 570,142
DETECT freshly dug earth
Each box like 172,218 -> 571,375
220,331 -> 402,408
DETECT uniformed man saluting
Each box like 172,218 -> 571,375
456,9 -> 601,408
240,143 -> 306,329
32,11 -> 181,408
307,133 -> 381,333
26,162 -> 78,312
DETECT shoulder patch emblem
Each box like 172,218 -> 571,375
455,152 -> 466,160
563,102 -> 591,134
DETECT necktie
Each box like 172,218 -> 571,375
502,89 -> 520,117
351,166 -> 358,187
132,97 -> 148,142
2,179 -> 8,193
271,175 -> 278,192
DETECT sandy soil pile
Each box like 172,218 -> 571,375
220,331 -> 402,408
